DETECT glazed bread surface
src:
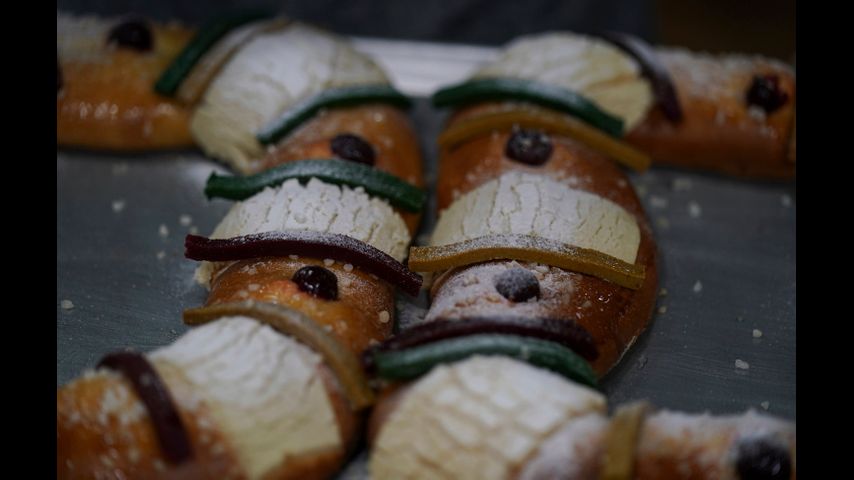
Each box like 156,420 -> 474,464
57,12 -> 195,150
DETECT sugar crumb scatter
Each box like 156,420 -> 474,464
61,299 -> 75,310
692,281 -> 703,293
671,177 -> 693,192
735,359 -> 750,370
111,200 -> 126,213
179,214 -> 193,226
688,201 -> 702,218
649,196 -> 668,209
158,224 -> 169,237
111,163 -> 129,175
752,329 -> 763,338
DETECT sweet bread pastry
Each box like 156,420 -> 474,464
57,10 -> 424,201
423,128 -> 657,377
57,12 -> 195,150
58,177 -> 423,479
58,306 -> 366,479
57,11 -> 426,477
362,39 -> 795,477
190,174 -> 419,353
59,171 -> 423,478
434,31 -> 795,178
58,12 -> 795,478
367,355 -> 796,479
57,165 -> 424,477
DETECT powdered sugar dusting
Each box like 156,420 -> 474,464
426,260 -> 578,322
640,409 -> 795,476
658,47 -> 793,129
517,413 -> 608,480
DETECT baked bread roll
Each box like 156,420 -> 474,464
192,175 -> 414,352
59,174 -> 422,477
58,11 -> 425,478
435,31 -> 795,178
187,22 -> 389,172
59,171 -> 421,480
57,10 -> 425,205
427,128 -> 657,377
58,315 -> 361,479
254,103 -> 425,232
368,356 -> 796,479
626,48 -> 796,178
58,177 -> 422,479
57,12 -> 195,150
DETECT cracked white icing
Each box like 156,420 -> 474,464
370,356 -> 605,479
150,316 -> 340,479
190,22 -> 389,172
430,171 -> 640,264
474,32 -> 653,130
194,177 -> 410,286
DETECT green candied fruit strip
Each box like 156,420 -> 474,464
431,77 -> 624,137
204,158 -> 425,213
154,10 -> 275,96
373,333 -> 598,387
256,85 -> 412,145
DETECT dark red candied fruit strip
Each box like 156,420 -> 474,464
98,351 -> 193,464
184,230 -> 422,296
362,316 -> 598,372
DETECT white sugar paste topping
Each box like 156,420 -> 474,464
150,316 -> 340,478
195,177 -> 410,287
370,356 -> 605,479
190,23 -> 389,172
430,171 -> 640,264
517,413 -> 609,480
474,32 -> 653,130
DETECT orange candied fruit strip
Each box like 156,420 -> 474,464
438,106 -> 652,171
408,234 -> 645,290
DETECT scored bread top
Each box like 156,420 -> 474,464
430,171 -> 640,264
370,356 -> 606,479
190,23 -> 389,171
473,32 -> 653,131
150,316 -> 341,479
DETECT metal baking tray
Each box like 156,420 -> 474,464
56,37 -> 796,473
